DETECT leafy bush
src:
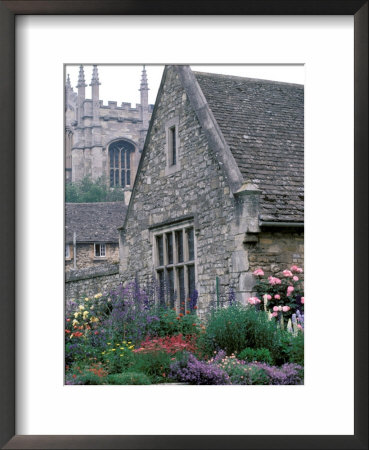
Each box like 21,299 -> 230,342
65,363 -> 108,385
252,266 -> 304,322
65,176 -> 125,203
107,372 -> 152,385
130,350 -> 173,381
285,332 -> 304,366
101,341 -> 135,373
147,306 -> 201,338
238,347 -> 273,365
169,353 -> 230,385
198,304 -> 283,357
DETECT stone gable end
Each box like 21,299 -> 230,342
120,67 -> 251,312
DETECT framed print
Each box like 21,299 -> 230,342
0,1 -> 367,449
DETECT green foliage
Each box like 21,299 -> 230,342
285,332 -> 304,366
130,350 -> 173,381
101,341 -> 135,374
238,347 -> 273,365
198,304 -> 283,357
107,372 -> 152,385
147,307 -> 201,338
65,176 -> 125,203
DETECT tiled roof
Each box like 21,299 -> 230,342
195,72 -> 304,222
65,202 -> 127,243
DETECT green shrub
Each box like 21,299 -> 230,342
198,304 -> 283,357
238,347 -> 273,365
286,332 -> 304,366
147,307 -> 201,338
130,350 -> 173,381
107,372 -> 152,385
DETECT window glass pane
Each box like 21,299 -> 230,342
176,230 -> 183,263
126,170 -> 131,186
156,235 -> 164,266
166,233 -> 173,264
178,267 -> 185,313
158,270 -> 165,306
114,148 -> 119,167
115,169 -> 119,186
110,169 -> 114,187
121,149 -> 125,168
101,244 -> 106,257
188,264 -> 195,299
109,149 -> 114,167
167,268 -> 175,308
126,151 -> 130,169
121,170 -> 125,187
187,228 -> 194,261
95,244 -> 100,256
170,127 -> 176,166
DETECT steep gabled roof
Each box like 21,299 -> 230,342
65,202 -> 127,243
194,71 -> 304,223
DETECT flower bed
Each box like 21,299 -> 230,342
65,275 -> 304,385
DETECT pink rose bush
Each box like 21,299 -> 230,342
251,265 -> 304,324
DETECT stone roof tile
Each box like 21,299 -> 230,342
194,72 -> 304,223
65,202 -> 127,243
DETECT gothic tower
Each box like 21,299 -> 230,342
65,65 -> 154,202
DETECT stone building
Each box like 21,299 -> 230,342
65,65 -> 154,204
65,202 -> 127,272
119,65 -> 304,314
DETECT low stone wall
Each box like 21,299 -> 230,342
65,264 -> 122,302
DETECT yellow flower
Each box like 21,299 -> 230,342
122,340 -> 127,344
90,317 -> 99,323
129,346 -> 134,350
83,311 -> 89,319
120,354 -> 123,357
74,312 -> 80,318
94,293 -> 102,299
72,319 -> 79,326
101,351 -> 105,355
111,348 -> 116,351
79,305 -> 85,311
84,297 -> 89,302
90,306 -> 94,310
107,342 -> 111,345
119,347 -> 124,350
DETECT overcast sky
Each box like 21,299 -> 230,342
65,64 -> 304,107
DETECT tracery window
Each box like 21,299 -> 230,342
109,140 -> 135,187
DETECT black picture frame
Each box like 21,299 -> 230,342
0,1 -> 367,449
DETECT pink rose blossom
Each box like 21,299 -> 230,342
273,306 -> 279,312
248,297 -> 261,305
274,294 -> 281,300
253,268 -> 264,276
283,270 -> 293,277
268,276 -> 282,285
282,306 -> 290,312
287,286 -> 294,296
266,294 -> 272,300
290,265 -> 299,272
301,297 -> 305,304
296,267 -> 303,273
271,312 -> 278,317
297,324 -> 302,330
292,276 -> 299,282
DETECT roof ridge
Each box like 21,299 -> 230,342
193,70 -> 304,88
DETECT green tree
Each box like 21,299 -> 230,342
65,176 -> 125,203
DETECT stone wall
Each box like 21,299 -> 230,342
120,67 -> 258,314
247,230 -> 304,278
65,264 -> 121,302
65,243 -> 119,272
